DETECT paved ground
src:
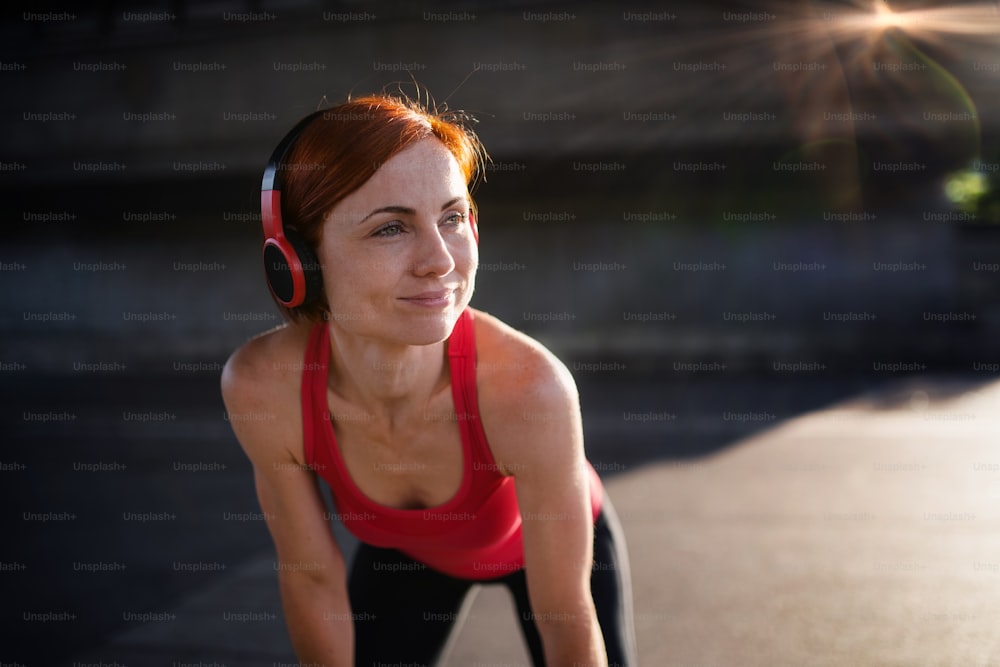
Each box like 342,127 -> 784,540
6,372 -> 1000,666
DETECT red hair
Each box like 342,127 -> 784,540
275,93 -> 487,322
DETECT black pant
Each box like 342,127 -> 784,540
348,500 -> 638,666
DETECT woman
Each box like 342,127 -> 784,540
221,93 -> 637,667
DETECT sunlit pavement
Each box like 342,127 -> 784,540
54,375 -> 1000,665
445,376 -> 1000,666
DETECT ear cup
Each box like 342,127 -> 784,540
260,109 -> 328,310
262,228 -> 323,308
287,229 -> 324,304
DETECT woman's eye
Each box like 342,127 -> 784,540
373,222 -> 404,237
443,212 -> 467,226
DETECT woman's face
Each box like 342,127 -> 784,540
316,137 -> 478,346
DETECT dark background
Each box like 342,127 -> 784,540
2,0 -> 999,664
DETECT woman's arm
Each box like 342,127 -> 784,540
254,461 -> 353,665
479,325 -> 608,667
222,338 -> 353,667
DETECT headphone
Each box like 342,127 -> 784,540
260,110 -> 326,308
261,109 -> 480,309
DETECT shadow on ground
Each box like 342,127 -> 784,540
5,366 -> 980,664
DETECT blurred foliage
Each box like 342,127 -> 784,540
944,154 -> 1000,223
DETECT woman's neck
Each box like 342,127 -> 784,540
325,324 -> 449,426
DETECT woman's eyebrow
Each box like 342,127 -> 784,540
358,205 -> 415,225
357,197 -> 467,225
440,197 -> 466,211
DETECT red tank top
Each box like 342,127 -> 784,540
302,308 -> 604,579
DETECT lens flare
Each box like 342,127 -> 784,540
740,2 -> 993,206
819,1 -> 994,204
871,0 -> 907,29
826,0 -> 1000,41
598,1 -> 997,213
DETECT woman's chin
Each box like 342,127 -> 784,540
396,310 -> 461,345
327,301 -> 464,345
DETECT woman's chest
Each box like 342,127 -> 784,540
328,397 -> 466,511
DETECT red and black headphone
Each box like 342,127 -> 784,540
261,110 -> 479,309
260,110 -> 327,308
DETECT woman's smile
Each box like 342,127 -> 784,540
398,288 -> 456,308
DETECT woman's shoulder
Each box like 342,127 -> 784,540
220,320 -> 317,456
223,320 -> 314,388
470,308 -> 579,413
469,309 -> 583,474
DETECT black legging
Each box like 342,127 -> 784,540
348,499 -> 638,666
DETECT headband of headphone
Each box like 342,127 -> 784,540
260,109 -> 480,309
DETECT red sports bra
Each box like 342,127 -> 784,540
302,308 -> 604,579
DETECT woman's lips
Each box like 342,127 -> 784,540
399,289 -> 455,307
